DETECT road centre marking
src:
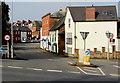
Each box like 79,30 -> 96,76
8,66 -> 23,69
76,67 -> 87,74
68,71 -> 80,74
47,69 -> 62,72
83,67 -> 98,70
83,69 -> 98,72
77,67 -> 105,76
113,65 -> 120,68
0,65 -> 3,67
97,67 -> 105,76
86,73 -> 104,76
27,68 -> 42,71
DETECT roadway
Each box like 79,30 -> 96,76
2,43 -> 120,82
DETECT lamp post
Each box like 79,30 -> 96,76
11,0 -> 13,58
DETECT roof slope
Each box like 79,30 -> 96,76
68,6 -> 117,22
49,16 -> 65,31
13,26 -> 31,31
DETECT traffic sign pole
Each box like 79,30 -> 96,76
105,31 -> 114,60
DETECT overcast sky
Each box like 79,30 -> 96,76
6,1 -> 119,22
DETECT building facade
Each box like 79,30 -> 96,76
65,6 -> 119,57
13,26 -> 32,43
40,9 -> 65,50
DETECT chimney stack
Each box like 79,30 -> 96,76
86,7 -> 95,20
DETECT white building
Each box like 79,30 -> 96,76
65,6 -> 120,56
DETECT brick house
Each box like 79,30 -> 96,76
13,26 -> 32,43
40,9 -> 65,50
28,21 -> 42,39
49,16 -> 65,55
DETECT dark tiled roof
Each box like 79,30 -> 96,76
13,26 -> 31,31
68,6 -> 117,22
51,11 -> 65,18
49,16 -> 65,31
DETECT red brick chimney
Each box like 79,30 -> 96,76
86,7 -> 95,20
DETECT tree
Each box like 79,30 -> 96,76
2,2 -> 10,45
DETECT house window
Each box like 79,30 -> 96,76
52,34 -> 54,42
117,22 -> 120,38
66,33 -> 72,44
68,18 -> 71,28
55,33 -> 56,41
16,37 -> 17,41
50,35 -> 51,42
67,47 -> 72,54
16,31 -> 17,35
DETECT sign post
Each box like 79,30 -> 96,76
80,32 -> 89,51
4,35 -> 10,58
105,31 -> 114,60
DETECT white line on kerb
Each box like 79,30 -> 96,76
47,69 -> 62,72
113,65 -> 120,68
97,67 -> 105,76
76,67 -> 87,74
8,66 -> 23,69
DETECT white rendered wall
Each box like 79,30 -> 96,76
49,30 -> 59,53
76,21 -> 118,53
65,9 -> 75,54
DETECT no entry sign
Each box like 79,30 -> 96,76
4,35 -> 10,41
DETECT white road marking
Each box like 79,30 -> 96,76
83,67 -> 97,70
86,73 -> 104,76
47,69 -> 62,72
110,74 -> 120,77
8,66 -> 23,69
76,67 -> 87,74
113,65 -> 120,68
97,67 -> 105,76
0,65 -> 3,67
68,71 -> 80,74
48,59 -> 53,61
67,62 -> 73,64
27,68 -> 42,71
83,69 -> 98,72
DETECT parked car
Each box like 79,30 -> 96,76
0,45 -> 8,58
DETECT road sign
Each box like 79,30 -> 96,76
85,50 -> 90,56
80,32 -> 89,40
4,35 -> 10,41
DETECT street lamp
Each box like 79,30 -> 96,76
11,0 -> 13,58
